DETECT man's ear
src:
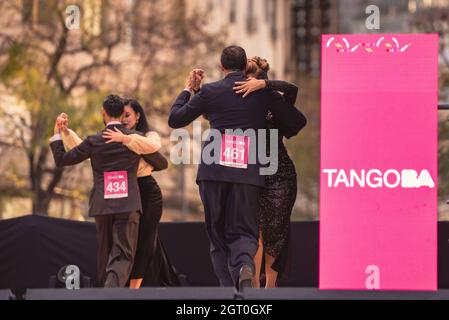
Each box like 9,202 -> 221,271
101,107 -> 106,117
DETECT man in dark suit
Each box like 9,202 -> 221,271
168,46 -> 306,289
49,95 -> 148,287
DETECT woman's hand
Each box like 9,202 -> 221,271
103,127 -> 130,144
233,78 -> 266,98
57,113 -> 70,136
54,113 -> 69,136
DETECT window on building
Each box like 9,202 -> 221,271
229,0 -> 237,23
21,0 -> 57,27
21,0 -> 33,25
246,0 -> 258,34
270,0 -> 277,41
129,0 -> 140,48
293,0 -> 332,74
37,0 -> 57,25
265,0 -> 271,22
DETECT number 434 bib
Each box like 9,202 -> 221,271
104,171 -> 128,199
219,134 -> 250,169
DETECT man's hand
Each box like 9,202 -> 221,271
233,78 -> 266,98
54,113 -> 67,136
185,68 -> 204,93
192,68 -> 204,93
56,113 -> 69,136
53,118 -> 61,136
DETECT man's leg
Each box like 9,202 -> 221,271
95,215 -> 113,287
225,183 -> 260,285
104,212 -> 140,287
198,181 -> 234,286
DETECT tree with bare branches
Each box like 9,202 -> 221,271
0,0 -> 222,216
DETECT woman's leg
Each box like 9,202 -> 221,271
129,278 -> 143,289
260,175 -> 297,288
252,232 -> 264,288
129,177 -> 163,288
264,253 -> 278,288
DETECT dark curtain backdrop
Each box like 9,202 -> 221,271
0,215 -> 448,298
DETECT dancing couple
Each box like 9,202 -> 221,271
169,46 -> 307,289
49,95 -> 179,288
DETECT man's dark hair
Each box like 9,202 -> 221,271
220,45 -> 247,71
103,94 -> 124,118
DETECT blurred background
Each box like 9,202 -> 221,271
1,0 -> 449,222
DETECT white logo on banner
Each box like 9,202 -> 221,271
322,169 -> 435,188
365,265 -> 380,289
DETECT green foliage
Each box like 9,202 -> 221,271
149,66 -> 192,110
0,43 -> 103,149
0,37 -> 105,215
0,43 -> 26,80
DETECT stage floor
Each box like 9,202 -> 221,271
20,287 -> 449,300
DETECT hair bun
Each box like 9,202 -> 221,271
246,56 -> 270,79
256,58 -> 270,72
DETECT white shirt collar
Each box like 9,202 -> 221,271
106,121 -> 122,126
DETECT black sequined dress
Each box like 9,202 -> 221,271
259,80 -> 300,275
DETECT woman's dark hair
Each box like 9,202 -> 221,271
103,94 -> 124,118
221,45 -> 247,71
123,98 -> 150,134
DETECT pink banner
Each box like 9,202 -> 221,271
320,34 -> 438,291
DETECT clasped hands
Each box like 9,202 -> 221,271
185,68 -> 204,94
54,113 -> 69,136
53,113 -> 126,144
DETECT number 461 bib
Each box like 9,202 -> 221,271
104,171 -> 128,199
219,134 -> 250,169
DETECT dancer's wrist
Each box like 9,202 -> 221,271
122,135 -> 131,145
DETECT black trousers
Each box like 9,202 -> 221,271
130,176 -> 180,286
95,211 -> 140,287
198,181 -> 260,286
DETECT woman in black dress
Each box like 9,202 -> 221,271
234,57 -> 306,288
106,99 -> 181,288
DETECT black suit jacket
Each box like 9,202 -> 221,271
168,71 -> 306,186
50,124 -> 149,217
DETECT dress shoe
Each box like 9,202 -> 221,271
238,264 -> 254,290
